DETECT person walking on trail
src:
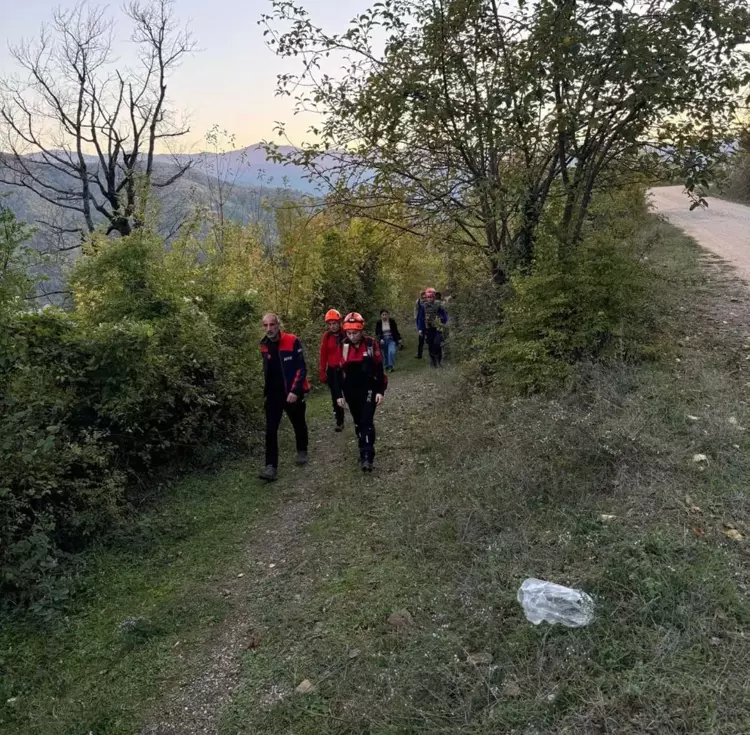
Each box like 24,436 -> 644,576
258,313 -> 310,482
375,308 -> 403,373
417,288 -> 448,368
332,312 -> 388,472
319,309 -> 346,432
414,290 -> 427,359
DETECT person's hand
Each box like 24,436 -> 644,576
320,376 -> 327,384
336,397 -> 346,408
286,392 -> 298,403
375,393 -> 384,406
418,330 -> 423,337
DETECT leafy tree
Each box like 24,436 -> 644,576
261,0 -> 750,284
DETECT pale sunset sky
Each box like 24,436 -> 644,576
2,0 -> 374,150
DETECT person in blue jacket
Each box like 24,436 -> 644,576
417,288 -> 448,368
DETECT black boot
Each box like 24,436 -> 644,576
259,465 -> 277,481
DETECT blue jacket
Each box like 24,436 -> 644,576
417,303 -> 448,332
259,332 -> 310,396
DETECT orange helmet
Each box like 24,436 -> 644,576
343,312 -> 365,331
425,287 -> 436,297
324,309 -> 342,323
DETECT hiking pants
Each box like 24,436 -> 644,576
426,327 -> 442,366
327,367 -> 345,427
417,331 -> 425,358
265,392 -> 308,468
345,389 -> 377,462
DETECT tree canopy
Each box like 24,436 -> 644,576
262,0 -> 750,282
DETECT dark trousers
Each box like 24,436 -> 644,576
345,389 -> 377,462
417,331 -> 425,358
327,367 -> 345,426
265,393 -> 308,467
426,327 -> 442,366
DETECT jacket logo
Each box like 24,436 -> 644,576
283,356 -> 292,361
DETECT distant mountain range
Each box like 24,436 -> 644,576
0,144 -> 330,302
154,144 -> 333,195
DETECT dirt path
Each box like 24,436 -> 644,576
140,363 -> 435,735
649,186 -> 750,281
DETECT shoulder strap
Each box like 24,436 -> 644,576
342,343 -> 350,362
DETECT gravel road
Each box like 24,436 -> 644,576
649,186 -> 750,281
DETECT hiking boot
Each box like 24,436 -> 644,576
259,465 -> 277,482
335,423 -> 344,433
360,459 -> 373,472
296,451 -> 308,466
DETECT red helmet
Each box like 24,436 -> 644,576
324,309 -> 342,323
343,312 -> 365,331
425,288 -> 436,297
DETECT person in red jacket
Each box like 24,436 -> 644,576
332,312 -> 388,472
319,308 -> 345,432
258,313 -> 310,482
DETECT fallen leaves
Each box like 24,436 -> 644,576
387,609 -> 413,629
502,680 -> 522,698
295,679 -> 316,695
723,524 -> 744,542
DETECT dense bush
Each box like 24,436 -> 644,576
1,226 -> 262,613
461,186 -> 659,392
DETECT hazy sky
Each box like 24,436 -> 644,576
1,0 -> 373,150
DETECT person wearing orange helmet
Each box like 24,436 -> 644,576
332,312 -> 388,472
319,308 -> 346,432
417,288 -> 448,367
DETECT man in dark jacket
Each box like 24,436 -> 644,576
258,313 -> 310,481
332,312 -> 387,472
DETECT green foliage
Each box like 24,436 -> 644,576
263,0 -> 750,281
1,227 -> 262,613
469,187 -> 658,392
0,206 -> 36,314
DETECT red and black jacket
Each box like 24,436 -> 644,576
319,330 -> 343,383
331,335 -> 388,400
259,332 -> 310,397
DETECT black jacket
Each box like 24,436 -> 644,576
374,317 -> 402,344
331,336 -> 388,399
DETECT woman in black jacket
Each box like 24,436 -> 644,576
374,309 -> 403,372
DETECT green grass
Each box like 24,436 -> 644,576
4,222 -> 750,734
0,378 -> 342,735
218,222 -> 750,734
0,334 -> 425,735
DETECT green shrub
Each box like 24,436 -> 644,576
1,229 -> 263,613
465,186 -> 659,393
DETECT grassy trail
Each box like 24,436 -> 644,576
3,220 -> 750,735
